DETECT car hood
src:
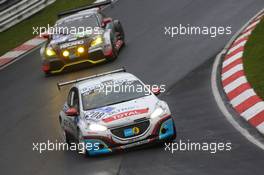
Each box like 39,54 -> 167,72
50,34 -> 91,45
83,95 -> 159,128
48,33 -> 98,52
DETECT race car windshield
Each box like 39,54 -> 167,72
54,14 -> 99,36
81,80 -> 150,111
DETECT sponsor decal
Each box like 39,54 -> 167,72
60,40 -> 84,49
133,127 -> 140,135
84,107 -> 115,121
51,36 -> 67,44
107,106 -> 137,116
124,127 -> 140,137
103,108 -> 149,123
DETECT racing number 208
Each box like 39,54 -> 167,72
85,111 -> 105,120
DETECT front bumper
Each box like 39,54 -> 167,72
83,116 -> 176,156
42,47 -> 111,74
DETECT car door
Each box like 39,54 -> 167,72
63,88 -> 80,137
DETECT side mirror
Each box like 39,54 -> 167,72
66,108 -> 79,117
102,17 -> 112,27
151,87 -> 161,96
40,33 -> 50,39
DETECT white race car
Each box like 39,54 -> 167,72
58,68 -> 176,156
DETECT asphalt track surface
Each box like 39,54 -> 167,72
1,0 -> 264,174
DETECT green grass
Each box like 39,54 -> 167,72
244,18 -> 264,99
0,0 -> 94,56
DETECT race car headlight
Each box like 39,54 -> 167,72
88,124 -> 107,132
150,108 -> 165,119
45,48 -> 56,57
62,50 -> 70,57
77,46 -> 85,54
91,36 -> 103,47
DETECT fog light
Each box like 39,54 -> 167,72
161,128 -> 167,134
45,48 -> 56,57
63,50 -> 70,57
77,47 -> 85,54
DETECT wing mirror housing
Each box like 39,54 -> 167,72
40,32 -> 50,39
151,87 -> 161,96
102,17 -> 112,27
66,108 -> 79,117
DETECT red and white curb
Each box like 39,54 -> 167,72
0,36 -> 46,69
221,12 -> 264,134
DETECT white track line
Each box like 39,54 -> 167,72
245,20 -> 260,31
236,30 -> 252,41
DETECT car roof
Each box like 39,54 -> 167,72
56,8 -> 99,24
75,72 -> 140,91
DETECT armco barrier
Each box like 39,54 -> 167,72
0,0 -> 56,32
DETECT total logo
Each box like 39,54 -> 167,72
103,108 -> 149,123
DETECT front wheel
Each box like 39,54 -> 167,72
77,130 -> 87,155
59,117 -> 72,145
61,129 -> 72,145
113,20 -> 125,41
107,39 -> 118,62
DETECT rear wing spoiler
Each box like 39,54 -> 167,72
58,0 -> 112,18
57,67 -> 126,90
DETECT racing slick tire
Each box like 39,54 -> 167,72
61,129 -> 72,145
113,20 -> 125,42
77,129 -> 87,155
107,39 -> 118,62
59,117 -> 72,145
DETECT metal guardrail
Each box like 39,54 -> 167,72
0,0 -> 8,5
0,0 -> 56,32
0,0 -> 20,11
